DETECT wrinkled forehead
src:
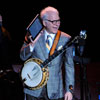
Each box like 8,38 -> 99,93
46,11 -> 60,19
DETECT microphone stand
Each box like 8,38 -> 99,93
78,38 -> 91,100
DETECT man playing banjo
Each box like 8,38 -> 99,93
20,6 -> 75,100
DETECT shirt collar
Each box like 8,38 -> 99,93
44,30 -> 55,40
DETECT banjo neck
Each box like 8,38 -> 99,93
40,36 -> 78,68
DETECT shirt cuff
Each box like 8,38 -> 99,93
29,44 -> 34,52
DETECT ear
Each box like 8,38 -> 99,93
42,20 -> 46,27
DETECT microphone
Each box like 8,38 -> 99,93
78,30 -> 87,56
80,30 -> 87,39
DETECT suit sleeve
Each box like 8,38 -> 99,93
20,42 -> 33,61
64,40 -> 75,92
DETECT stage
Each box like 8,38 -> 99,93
0,62 -> 100,100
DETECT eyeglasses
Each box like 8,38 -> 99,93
45,19 -> 60,24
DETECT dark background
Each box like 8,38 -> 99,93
0,0 -> 100,63
0,1 -> 100,100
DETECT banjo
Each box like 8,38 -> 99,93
21,58 -> 49,90
21,35 -> 79,90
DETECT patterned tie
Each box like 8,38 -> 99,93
46,35 -> 52,53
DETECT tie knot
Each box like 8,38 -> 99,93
46,35 -> 52,45
47,35 -> 52,39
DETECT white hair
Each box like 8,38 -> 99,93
40,6 -> 59,20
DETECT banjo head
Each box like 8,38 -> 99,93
21,58 -> 49,90
21,61 -> 42,87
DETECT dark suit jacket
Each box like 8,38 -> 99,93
20,29 -> 75,99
